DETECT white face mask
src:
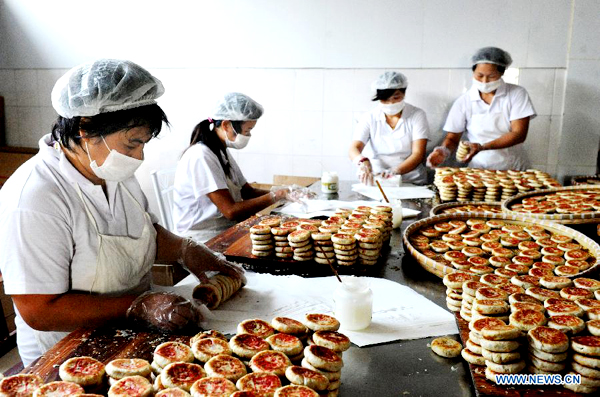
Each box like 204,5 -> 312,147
473,78 -> 504,94
85,136 -> 143,181
225,125 -> 251,149
381,100 -> 405,115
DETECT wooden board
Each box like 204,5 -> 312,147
22,327 -> 189,386
455,313 -> 586,397
206,215 -> 388,277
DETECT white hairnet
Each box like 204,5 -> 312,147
51,59 -> 164,118
472,47 -> 513,68
210,92 -> 264,121
371,71 -> 408,91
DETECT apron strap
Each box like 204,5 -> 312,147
73,183 -> 100,234
119,183 -> 154,228
120,183 -> 146,212
75,182 -> 151,235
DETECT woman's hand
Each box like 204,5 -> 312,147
462,142 -> 483,163
357,159 -> 374,185
126,292 -> 200,333
270,185 -> 317,203
178,238 -> 246,284
426,146 -> 451,168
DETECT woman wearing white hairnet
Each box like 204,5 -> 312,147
427,47 -> 536,170
349,71 -> 430,185
0,59 -> 244,366
173,93 -> 303,241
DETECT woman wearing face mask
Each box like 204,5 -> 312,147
427,47 -> 536,170
0,60 -> 245,366
173,93 -> 292,241
349,71 -> 430,185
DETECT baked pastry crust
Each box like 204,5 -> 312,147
59,356 -> 105,386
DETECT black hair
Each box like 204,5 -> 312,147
371,88 -> 406,102
472,64 -> 506,74
51,104 -> 169,150
185,119 -> 244,177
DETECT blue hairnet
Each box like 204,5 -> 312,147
51,59 -> 164,118
472,47 -> 513,68
211,92 -> 264,121
371,71 -> 408,91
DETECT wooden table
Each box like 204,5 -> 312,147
22,327 -> 189,385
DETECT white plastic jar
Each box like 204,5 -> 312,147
321,171 -> 339,194
334,276 -> 373,330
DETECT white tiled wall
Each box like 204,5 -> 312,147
1,0 -> 592,216
556,0 -> 600,182
1,0 -> 572,70
1,67 -> 565,190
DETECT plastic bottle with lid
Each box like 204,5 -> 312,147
321,171 -> 339,194
334,276 -> 373,330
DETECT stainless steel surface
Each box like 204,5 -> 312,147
314,182 -> 474,397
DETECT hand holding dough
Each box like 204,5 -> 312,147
127,291 -> 200,333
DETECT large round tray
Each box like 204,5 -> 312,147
430,201 -> 502,217
403,212 -> 600,279
501,185 -> 600,224
570,174 -> 600,186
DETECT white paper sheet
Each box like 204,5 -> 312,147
274,199 -> 420,219
351,184 -> 435,200
174,273 -> 457,347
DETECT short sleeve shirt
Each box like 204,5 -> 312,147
443,82 -> 537,137
353,103 -> 429,183
0,134 -> 157,364
173,144 -> 247,233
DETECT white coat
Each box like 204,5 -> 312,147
0,134 -> 158,365
173,143 -> 246,242
443,81 -> 536,170
354,103 -> 430,184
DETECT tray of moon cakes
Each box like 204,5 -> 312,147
571,174 -> 600,186
428,239 -> 600,395
433,167 -> 561,203
207,206 -> 394,277
430,201 -> 502,217
452,310 -> 600,396
439,267 -> 600,396
14,314 -> 350,396
403,213 -> 600,280
502,186 -> 600,225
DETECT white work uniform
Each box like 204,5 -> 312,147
354,103 -> 430,184
173,143 -> 247,242
443,81 -> 536,170
0,134 -> 158,366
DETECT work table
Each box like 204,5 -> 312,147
22,182 -> 474,396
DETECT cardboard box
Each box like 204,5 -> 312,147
0,277 -> 16,337
152,264 -> 189,286
272,175 -> 320,187
0,151 -> 36,187
0,279 -> 14,318
5,314 -> 15,334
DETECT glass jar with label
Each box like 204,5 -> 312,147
334,276 -> 373,330
321,171 -> 339,194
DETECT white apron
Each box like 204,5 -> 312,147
183,176 -> 242,243
370,119 -> 427,184
33,183 -> 157,354
468,111 -> 529,171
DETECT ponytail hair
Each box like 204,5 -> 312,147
184,118 -> 244,177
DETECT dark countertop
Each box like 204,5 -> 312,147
308,181 -> 474,397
